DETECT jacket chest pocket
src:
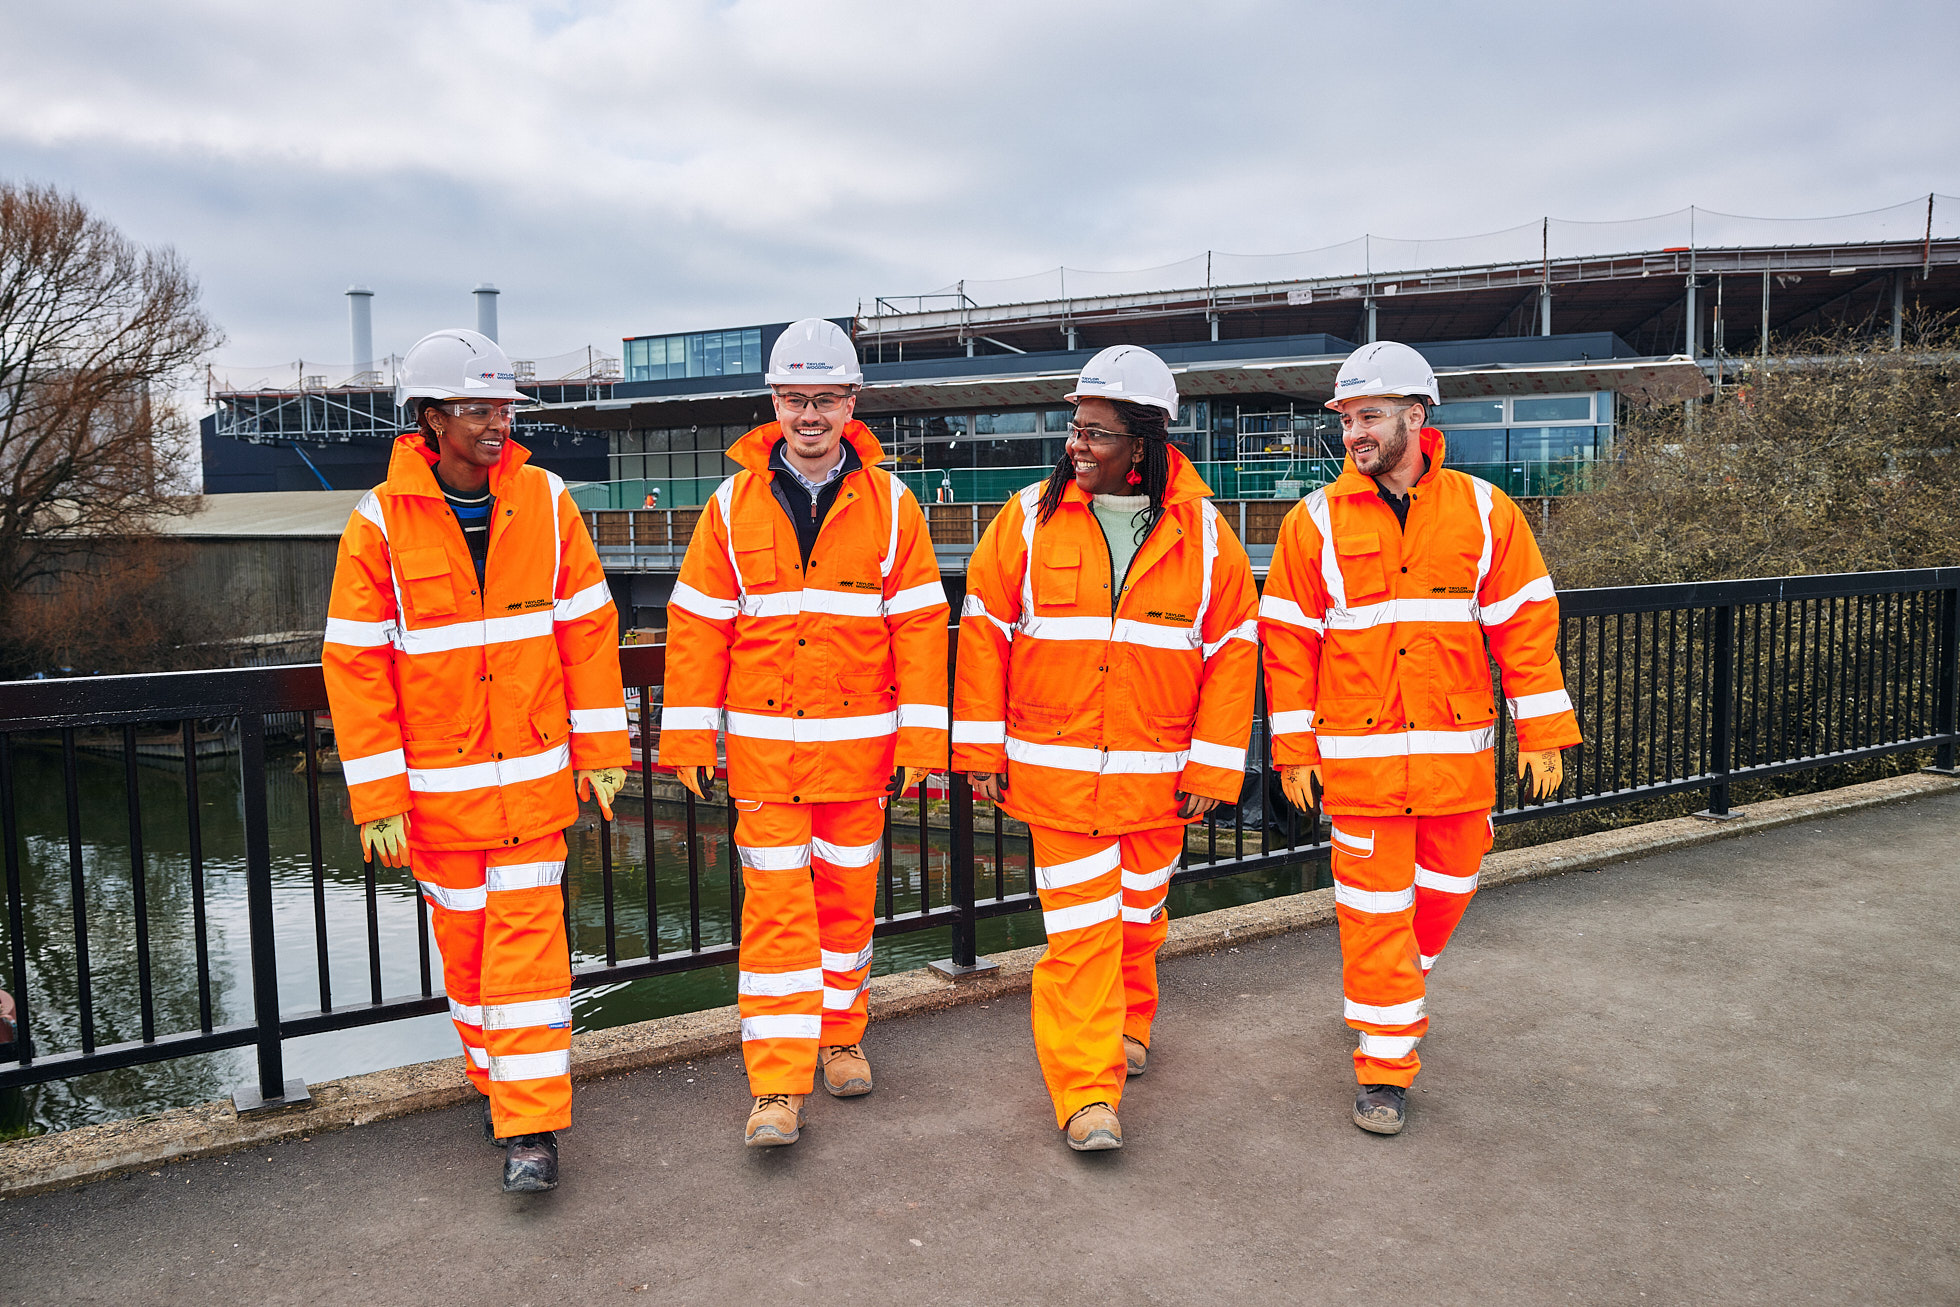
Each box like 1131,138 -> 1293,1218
1334,533 -> 1388,603
1033,543 -> 1080,607
839,673 -> 895,713
397,546 -> 456,619
731,517 -> 778,588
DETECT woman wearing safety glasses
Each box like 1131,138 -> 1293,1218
952,345 -> 1258,1151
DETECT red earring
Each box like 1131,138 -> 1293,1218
1126,467 -> 1143,487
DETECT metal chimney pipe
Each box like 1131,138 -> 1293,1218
474,283 -> 500,342
347,285 -> 374,380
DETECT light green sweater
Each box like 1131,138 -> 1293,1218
1091,493 -> 1151,597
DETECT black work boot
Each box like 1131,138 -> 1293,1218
502,1132 -> 560,1192
481,1098 -> 508,1149
1353,1083 -> 1408,1135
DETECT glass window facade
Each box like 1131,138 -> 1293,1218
1430,393 -> 1613,466
623,328 -> 764,382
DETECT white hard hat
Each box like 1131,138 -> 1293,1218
1325,341 -> 1439,410
765,318 -> 863,387
396,328 -> 527,412
1065,344 -> 1178,416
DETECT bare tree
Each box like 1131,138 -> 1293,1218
0,181 -> 221,651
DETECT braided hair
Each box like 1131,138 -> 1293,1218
1036,400 -> 1173,544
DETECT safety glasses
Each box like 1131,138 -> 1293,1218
775,392 -> 851,413
437,401 -> 516,424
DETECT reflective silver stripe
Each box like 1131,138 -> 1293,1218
554,579 -> 611,624
738,590 -> 808,619
1188,738 -> 1246,771
1481,575 -> 1557,627
1021,614 -> 1114,642
324,616 -> 395,647
1018,613 -> 1201,652
544,469 -> 567,583
1507,688 -> 1573,719
1357,1031 -> 1420,1059
821,943 -> 874,972
1419,952 -> 1439,971
882,471 -> 906,578
483,996 -> 572,1030
962,592 -> 1016,641
1326,598 -> 1477,630
738,968 -> 823,997
1203,618 -> 1258,660
724,711 -> 896,743
1472,476 -> 1496,609
1113,618 -> 1201,651
1120,900 -> 1165,924
661,705 -> 722,732
1269,708 -> 1316,734
466,1045 -> 490,1068
741,1013 -> 821,1041
489,1050 -> 570,1081
1304,489 -> 1345,609
1347,995 -> 1425,1025
668,581 -> 737,623
1316,727 -> 1496,759
409,742 -> 570,793
1005,737 -> 1188,774
812,837 -> 880,868
1415,864 -> 1480,894
448,999 -> 483,1026
486,860 -> 564,892
419,880 -> 486,912
1329,824 -> 1374,854
714,476 -> 742,590
569,706 -> 627,733
1015,482 -> 1042,620
1196,499 -> 1219,648
397,609 -> 553,655
355,489 -> 387,536
1259,593 -> 1326,634
736,842 -> 812,871
1103,748 -> 1189,773
1042,890 -> 1122,935
822,977 -> 870,1010
1120,856 -> 1177,893
896,703 -> 949,731
804,587 -> 887,618
1035,843 -> 1120,891
342,747 -> 406,785
1334,881 -> 1415,914
886,580 -> 948,615
952,719 -> 1006,744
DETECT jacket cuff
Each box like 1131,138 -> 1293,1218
1269,736 -> 1323,766
951,744 -> 1009,775
657,729 -> 720,770
1177,761 -> 1245,805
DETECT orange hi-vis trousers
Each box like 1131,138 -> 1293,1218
1028,824 -> 1182,1128
1329,811 -> 1493,1088
414,832 -> 574,1137
734,796 -> 888,1096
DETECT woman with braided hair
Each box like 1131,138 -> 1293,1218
952,345 -> 1258,1151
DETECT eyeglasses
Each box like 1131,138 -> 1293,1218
1068,423 -> 1131,446
775,392 -> 851,413
437,402 -> 515,423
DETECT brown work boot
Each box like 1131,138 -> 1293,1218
1064,1102 -> 1123,1152
1352,1083 -> 1407,1135
1123,1035 -> 1148,1077
819,1043 -> 874,1097
744,1093 -> 805,1147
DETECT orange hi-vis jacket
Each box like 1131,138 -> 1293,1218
324,434 -> 630,849
658,420 -> 950,803
952,449 -> 1259,835
1259,427 -> 1581,817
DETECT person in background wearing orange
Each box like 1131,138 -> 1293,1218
659,319 -> 949,1147
954,345 -> 1257,1151
323,328 -> 629,1192
1260,341 -> 1581,1136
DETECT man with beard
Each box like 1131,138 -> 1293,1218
1259,341 -> 1580,1135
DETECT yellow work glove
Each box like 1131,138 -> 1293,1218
577,766 -> 628,820
885,767 -> 929,798
1519,749 -> 1564,801
359,811 -> 411,868
674,765 -> 715,802
1279,764 -> 1323,818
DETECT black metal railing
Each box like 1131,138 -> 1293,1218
2,567 -> 1954,1106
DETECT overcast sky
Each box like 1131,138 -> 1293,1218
4,0 -> 1957,376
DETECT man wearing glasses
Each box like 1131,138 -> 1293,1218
324,328 -> 629,1192
660,319 -> 949,1147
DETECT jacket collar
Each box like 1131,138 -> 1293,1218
768,434 -> 863,486
1057,443 -> 1214,509
1326,426 -> 1447,498
385,431 -> 533,499
728,418 -> 885,475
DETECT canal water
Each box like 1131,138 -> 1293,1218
0,741 -> 1318,1136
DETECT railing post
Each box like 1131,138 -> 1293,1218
930,773 -> 997,980
1929,579 -> 1958,775
1698,603 -> 1739,819
233,714 -> 311,1113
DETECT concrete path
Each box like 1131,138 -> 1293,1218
3,793 -> 1956,1306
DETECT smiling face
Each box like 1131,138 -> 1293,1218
1336,395 -> 1425,480
771,384 -> 856,465
1067,397 -> 1144,496
427,400 -> 514,471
